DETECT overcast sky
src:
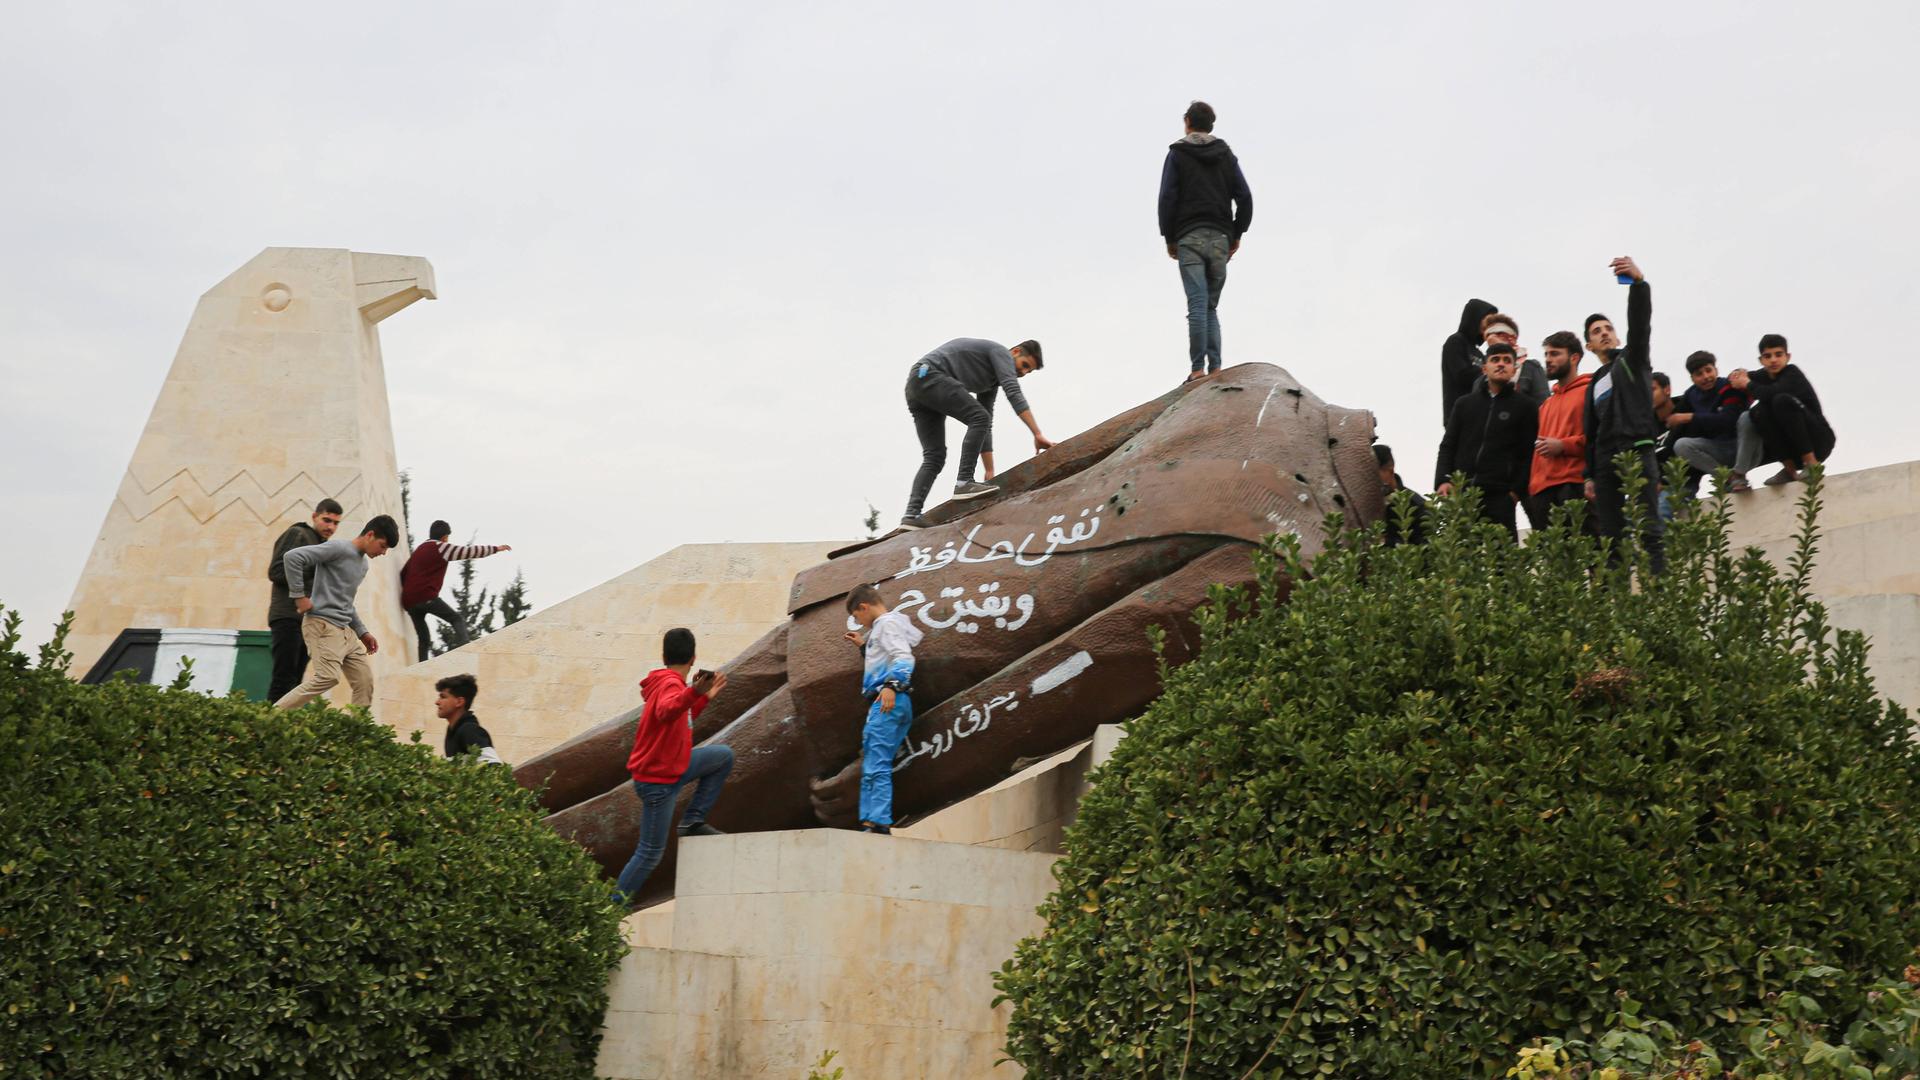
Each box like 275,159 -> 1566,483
4,1 -> 1918,647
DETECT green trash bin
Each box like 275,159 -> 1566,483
232,629 -> 275,701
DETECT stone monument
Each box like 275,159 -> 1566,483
515,363 -> 1384,900
64,248 -> 434,691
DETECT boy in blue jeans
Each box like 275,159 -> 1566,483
843,584 -> 925,834
612,627 -> 732,907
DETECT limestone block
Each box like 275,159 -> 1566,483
1823,593 -> 1920,712
899,738 -> 1092,851
65,248 -> 433,700
621,901 -> 676,951
1088,722 -> 1128,770
595,946 -> 737,1079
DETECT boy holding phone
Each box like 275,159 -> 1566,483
1582,255 -> 1666,573
611,628 -> 733,907
843,583 -> 925,834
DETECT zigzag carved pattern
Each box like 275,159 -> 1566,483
114,467 -> 366,526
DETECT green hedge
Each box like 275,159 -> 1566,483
1507,949 -> 1920,1078
0,615 -> 626,1078
996,467 -> 1920,1077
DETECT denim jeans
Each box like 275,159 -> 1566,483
904,365 -> 993,517
612,744 -> 735,905
407,596 -> 468,663
1177,227 -> 1229,373
858,695 -> 914,826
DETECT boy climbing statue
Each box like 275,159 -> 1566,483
843,583 -> 925,834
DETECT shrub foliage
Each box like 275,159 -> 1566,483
996,468 -> 1920,1077
0,616 -> 626,1078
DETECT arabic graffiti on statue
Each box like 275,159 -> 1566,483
846,580 -> 1036,636
894,507 -> 1102,579
898,581 -> 1034,634
895,690 -> 1019,772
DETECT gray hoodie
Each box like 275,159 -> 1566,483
282,538 -> 370,636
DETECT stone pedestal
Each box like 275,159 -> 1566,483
64,248 -> 434,697
595,828 -> 1068,1079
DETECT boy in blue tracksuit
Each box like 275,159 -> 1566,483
843,583 -> 925,834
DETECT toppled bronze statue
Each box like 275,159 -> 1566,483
514,364 -> 1382,899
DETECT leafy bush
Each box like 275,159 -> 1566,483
996,467 -> 1920,1077
1507,948 -> 1920,1079
0,614 -> 626,1078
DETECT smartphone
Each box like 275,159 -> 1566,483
1615,273 -> 1634,285
694,669 -> 715,683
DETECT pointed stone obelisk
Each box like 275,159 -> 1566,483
65,248 -> 435,696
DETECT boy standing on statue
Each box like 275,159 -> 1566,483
843,583 -> 925,834
1158,99 -> 1253,382
266,498 -> 344,701
612,628 -> 733,907
273,515 -> 399,710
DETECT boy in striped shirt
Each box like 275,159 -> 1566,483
399,519 -> 512,662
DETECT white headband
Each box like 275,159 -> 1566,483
1483,320 -> 1517,337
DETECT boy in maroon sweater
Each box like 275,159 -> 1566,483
612,628 -> 734,907
398,519 -> 511,662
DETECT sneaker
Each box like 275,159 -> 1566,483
1764,470 -> 1799,487
678,822 -> 724,838
858,824 -> 892,835
951,480 -> 1000,501
897,514 -> 931,531
1725,474 -> 1752,493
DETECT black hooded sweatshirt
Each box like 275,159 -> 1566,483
1440,298 -> 1499,423
1157,136 -> 1253,243
1583,280 -> 1661,476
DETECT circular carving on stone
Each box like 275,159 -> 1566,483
261,283 -> 292,312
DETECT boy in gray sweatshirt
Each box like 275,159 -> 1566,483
898,337 -> 1054,530
273,515 -> 400,710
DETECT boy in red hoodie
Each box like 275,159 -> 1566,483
611,628 -> 733,907
1529,330 -> 1594,532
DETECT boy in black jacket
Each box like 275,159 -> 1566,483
1157,100 -> 1252,382
1668,350 -> 1752,494
1728,333 -> 1834,489
1373,444 -> 1430,546
1582,256 -> 1666,573
437,673 -> 504,765
1435,344 -> 1539,539
265,498 -> 343,701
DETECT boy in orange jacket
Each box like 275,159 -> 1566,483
1530,330 -> 1594,532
